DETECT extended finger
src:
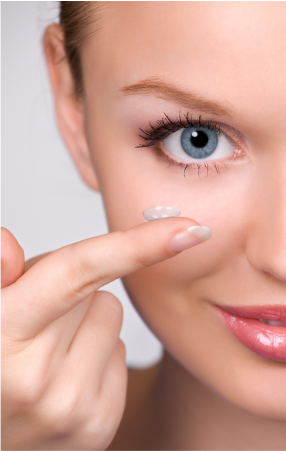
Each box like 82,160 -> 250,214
2,217 -> 211,339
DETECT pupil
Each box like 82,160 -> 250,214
190,130 -> 209,148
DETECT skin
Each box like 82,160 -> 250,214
2,215 -> 203,450
2,1 -> 286,450
0,2 -> 286,451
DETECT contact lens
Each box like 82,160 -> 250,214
143,206 -> 181,221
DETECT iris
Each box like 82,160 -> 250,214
180,126 -> 218,159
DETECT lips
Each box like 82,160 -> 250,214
215,305 -> 286,362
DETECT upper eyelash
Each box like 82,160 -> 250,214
135,111 -> 223,149
135,113 -> 246,178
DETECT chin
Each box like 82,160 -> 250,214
199,351 -> 286,422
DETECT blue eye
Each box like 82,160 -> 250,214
162,126 -> 235,163
180,126 -> 218,159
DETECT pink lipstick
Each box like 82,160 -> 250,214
215,305 -> 286,362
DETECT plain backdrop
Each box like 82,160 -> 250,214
1,1 -> 162,368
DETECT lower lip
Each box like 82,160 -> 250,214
215,307 -> 286,362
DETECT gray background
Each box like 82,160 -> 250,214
1,1 -> 162,367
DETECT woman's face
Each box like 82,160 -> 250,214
79,2 -> 286,419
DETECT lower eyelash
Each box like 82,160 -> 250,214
135,111 -> 243,178
153,143 -> 234,179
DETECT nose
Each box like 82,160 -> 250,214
245,163 -> 286,283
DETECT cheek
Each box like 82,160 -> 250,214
90,127 -> 254,295
99,153 -> 252,321
92,133 -> 252,236
87,106 -> 253,288
96,152 -> 254,336
89,117 -> 286,416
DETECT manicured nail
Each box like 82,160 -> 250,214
168,226 -> 212,253
143,206 -> 181,221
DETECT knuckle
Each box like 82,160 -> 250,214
19,375 -> 46,406
86,398 -> 123,448
44,411 -> 75,437
41,384 -> 115,447
19,386 -> 43,406
62,246 -> 100,301
40,392 -> 80,436
65,262 -> 93,299
41,363 -> 125,448
2,349 -> 50,408
3,373 -> 45,407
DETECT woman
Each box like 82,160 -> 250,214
2,2 -> 286,449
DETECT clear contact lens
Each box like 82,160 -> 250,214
143,206 -> 181,221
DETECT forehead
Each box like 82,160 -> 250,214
84,2 -> 286,122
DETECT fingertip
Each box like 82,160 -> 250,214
168,225 -> 212,253
1,228 -> 25,288
117,216 -> 205,271
95,290 -> 124,325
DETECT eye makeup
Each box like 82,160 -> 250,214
137,112 -> 224,148
136,112 -> 246,178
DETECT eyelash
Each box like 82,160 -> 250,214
135,112 -> 245,178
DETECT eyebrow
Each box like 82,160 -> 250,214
119,77 -> 235,118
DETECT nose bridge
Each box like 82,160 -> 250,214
246,160 -> 286,282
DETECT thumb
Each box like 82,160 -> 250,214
1,228 -> 25,288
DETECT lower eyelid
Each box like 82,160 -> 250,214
153,142 -> 243,177
136,112 -> 248,176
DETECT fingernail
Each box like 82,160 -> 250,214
168,226 -> 212,253
143,206 -> 181,221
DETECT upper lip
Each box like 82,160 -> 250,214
217,305 -> 286,323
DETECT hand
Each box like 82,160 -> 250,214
1,227 -> 25,287
1,218 -> 208,450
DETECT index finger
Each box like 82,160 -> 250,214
2,218 -> 211,339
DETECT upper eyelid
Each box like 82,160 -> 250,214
136,112 -> 248,149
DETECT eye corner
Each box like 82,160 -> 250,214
136,112 -> 249,176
